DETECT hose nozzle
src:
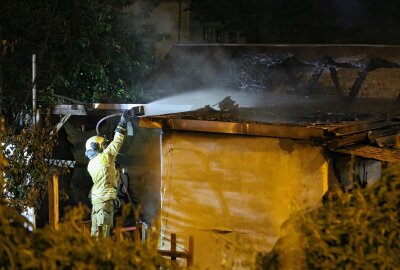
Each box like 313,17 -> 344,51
127,105 -> 145,117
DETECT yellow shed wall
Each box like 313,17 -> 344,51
159,132 -> 328,269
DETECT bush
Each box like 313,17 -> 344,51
1,110 -> 64,212
257,163 -> 400,269
0,204 -> 179,270
0,130 -> 179,269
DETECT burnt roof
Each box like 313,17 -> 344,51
139,106 -> 400,162
47,101 -> 400,162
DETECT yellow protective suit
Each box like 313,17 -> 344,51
87,128 -> 125,236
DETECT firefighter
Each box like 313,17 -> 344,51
85,111 -> 129,237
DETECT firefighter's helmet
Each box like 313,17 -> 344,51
85,135 -> 107,152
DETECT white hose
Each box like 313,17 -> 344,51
96,113 -> 120,135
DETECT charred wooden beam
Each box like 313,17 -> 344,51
327,118 -> 400,149
329,67 -> 344,97
348,58 -> 400,101
327,132 -> 370,150
374,134 -> 398,147
304,56 -> 334,96
348,70 -> 369,101
367,126 -> 400,142
328,118 -> 393,136
282,63 -> 301,93
335,145 -> 400,163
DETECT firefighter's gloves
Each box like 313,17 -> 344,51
117,110 -> 140,135
121,110 -> 140,124
119,110 -> 130,128
115,111 -> 129,134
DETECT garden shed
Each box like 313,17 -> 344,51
138,104 -> 399,269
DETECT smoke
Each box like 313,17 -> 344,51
148,88 -> 244,108
144,87 -> 286,116
144,44 -> 399,117
144,87 -> 396,119
146,88 -> 317,110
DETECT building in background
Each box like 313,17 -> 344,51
130,0 -> 245,59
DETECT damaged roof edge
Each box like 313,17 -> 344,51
335,145 -> 400,163
139,116 -> 400,162
139,117 -> 327,140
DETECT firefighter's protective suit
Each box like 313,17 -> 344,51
85,112 -> 128,237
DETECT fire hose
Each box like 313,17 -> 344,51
95,105 -> 144,135
96,113 -> 120,135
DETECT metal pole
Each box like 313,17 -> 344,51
0,57 -> 3,95
32,54 -> 36,127
177,0 -> 182,43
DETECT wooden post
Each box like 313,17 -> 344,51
98,226 -> 103,238
48,171 -> 59,230
80,220 -> 91,238
134,222 -> 141,245
188,235 -> 194,267
156,234 -> 194,266
171,233 -> 177,261
115,227 -> 122,243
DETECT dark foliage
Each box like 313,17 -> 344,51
257,163 -> 400,269
0,0 -> 160,105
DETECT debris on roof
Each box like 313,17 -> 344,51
140,104 -> 400,162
